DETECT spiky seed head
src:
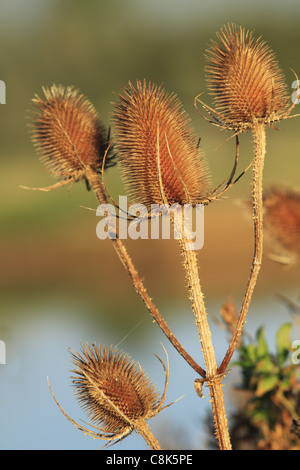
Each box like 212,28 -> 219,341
70,343 -> 161,436
220,294 -> 239,337
263,185 -> 300,263
205,24 -> 289,130
112,80 -> 210,209
30,84 -> 114,183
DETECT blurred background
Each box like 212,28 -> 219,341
0,0 -> 300,450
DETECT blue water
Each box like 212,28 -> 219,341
0,294 -> 298,450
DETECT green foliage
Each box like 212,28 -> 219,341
276,323 -> 293,367
233,323 -> 300,428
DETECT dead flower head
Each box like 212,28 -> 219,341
26,84 -> 114,191
203,23 -> 298,132
263,185 -> 300,264
112,80 -> 211,209
48,342 -> 169,447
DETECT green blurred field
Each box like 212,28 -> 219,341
1,1 -> 300,314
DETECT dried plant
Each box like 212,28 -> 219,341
263,185 -> 300,265
113,79 -> 232,450
203,23 -> 291,132
21,84 -> 203,379
22,84 -> 115,192
113,80 -> 211,208
49,342 -> 169,449
200,24 -> 300,376
218,294 -> 241,341
21,23 -> 300,451
113,80 -> 243,210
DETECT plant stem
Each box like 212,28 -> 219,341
85,168 -> 205,377
176,213 -> 231,450
219,123 -> 266,374
136,420 -> 161,450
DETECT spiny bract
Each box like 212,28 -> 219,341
113,80 -> 210,209
205,24 -> 290,131
30,84 -> 114,183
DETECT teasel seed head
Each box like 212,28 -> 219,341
28,84 -> 114,190
48,342 -> 169,447
263,185 -> 300,264
204,24 -> 293,131
112,80 -> 210,209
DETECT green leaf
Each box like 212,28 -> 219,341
240,343 -> 257,364
256,374 -> 279,397
256,326 -> 269,358
280,374 -> 292,391
276,323 -> 292,367
251,408 -> 270,424
256,356 -> 276,373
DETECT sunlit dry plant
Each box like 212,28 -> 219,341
202,23 -> 296,132
113,79 -> 211,209
22,24 -> 300,450
202,24 -> 300,377
49,342 -> 169,449
219,294 -> 240,339
263,185 -> 300,265
23,80 -> 235,450
22,84 -> 114,192
113,79 -> 232,450
22,83 -> 206,401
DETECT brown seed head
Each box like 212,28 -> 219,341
205,24 -> 289,131
113,80 -> 210,209
30,84 -> 114,184
70,343 -> 161,436
263,185 -> 300,263
220,294 -> 239,337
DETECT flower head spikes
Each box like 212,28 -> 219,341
212,25 -> 299,378
71,343 -> 161,431
25,84 -> 115,191
263,185 -> 300,265
48,342 -> 169,448
113,80 -> 211,209
202,23 -> 297,132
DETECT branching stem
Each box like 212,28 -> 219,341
135,420 -> 161,450
219,123 -> 266,374
85,168 -> 205,377
175,212 -> 232,450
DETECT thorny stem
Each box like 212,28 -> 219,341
219,123 -> 266,374
175,213 -> 232,450
85,168 -> 205,377
135,420 -> 161,450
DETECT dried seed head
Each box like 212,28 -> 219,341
205,24 -> 290,131
70,343 -> 162,438
30,84 -> 114,185
220,294 -> 239,336
263,185 -> 300,264
113,80 -> 210,209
